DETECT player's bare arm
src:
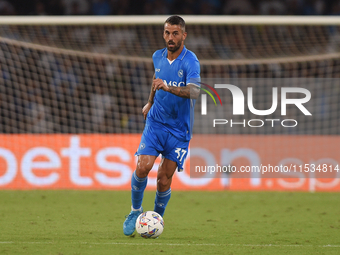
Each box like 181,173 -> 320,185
153,78 -> 200,99
142,74 -> 156,120
168,84 -> 200,99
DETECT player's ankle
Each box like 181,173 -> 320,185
131,205 -> 142,211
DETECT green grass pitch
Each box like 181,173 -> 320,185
0,190 -> 339,255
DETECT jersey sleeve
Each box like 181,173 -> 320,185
152,48 -> 166,77
185,58 -> 201,87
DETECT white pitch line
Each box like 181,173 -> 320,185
97,243 -> 340,248
0,242 -> 339,247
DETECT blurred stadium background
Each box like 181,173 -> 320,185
0,0 -> 339,192
3,0 -> 340,15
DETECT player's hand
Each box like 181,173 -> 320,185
142,102 -> 152,120
153,78 -> 170,92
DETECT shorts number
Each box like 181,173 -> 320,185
175,148 -> 187,162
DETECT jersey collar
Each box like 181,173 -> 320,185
163,45 -> 188,61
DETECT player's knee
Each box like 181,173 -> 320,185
157,176 -> 171,190
136,156 -> 155,178
136,164 -> 152,178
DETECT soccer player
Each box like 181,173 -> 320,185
123,15 -> 201,236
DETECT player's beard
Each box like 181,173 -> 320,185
166,39 -> 182,53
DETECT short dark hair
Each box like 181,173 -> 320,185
165,15 -> 185,32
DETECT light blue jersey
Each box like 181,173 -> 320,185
148,46 -> 201,142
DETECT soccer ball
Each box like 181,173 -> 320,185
135,211 -> 164,238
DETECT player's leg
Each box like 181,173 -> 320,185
124,121 -> 161,236
123,155 -> 156,236
154,158 -> 177,217
131,155 -> 157,210
154,132 -> 189,217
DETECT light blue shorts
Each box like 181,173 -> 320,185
135,123 -> 189,172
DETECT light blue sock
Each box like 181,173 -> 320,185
154,188 -> 171,217
131,171 -> 147,210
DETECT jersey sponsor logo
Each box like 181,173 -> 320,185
178,69 -> 183,77
155,68 -> 160,72
163,80 -> 185,87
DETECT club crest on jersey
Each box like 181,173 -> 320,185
140,143 -> 145,150
178,69 -> 183,77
